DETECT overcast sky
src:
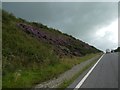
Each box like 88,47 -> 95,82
3,2 -> 118,51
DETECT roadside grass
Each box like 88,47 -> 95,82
60,53 -> 100,67
58,54 -> 102,88
2,53 -> 100,88
3,64 -> 68,88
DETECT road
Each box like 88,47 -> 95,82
68,52 -> 118,88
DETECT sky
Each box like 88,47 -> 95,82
2,2 -> 119,51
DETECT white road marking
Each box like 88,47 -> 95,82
74,54 -> 105,89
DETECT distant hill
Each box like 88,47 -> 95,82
2,10 -> 102,88
114,47 -> 120,52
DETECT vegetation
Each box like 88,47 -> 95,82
114,47 -> 120,52
58,54 -> 102,88
2,10 -> 59,88
2,10 -> 101,88
3,53 -> 99,88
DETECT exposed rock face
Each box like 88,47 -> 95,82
17,23 -> 101,57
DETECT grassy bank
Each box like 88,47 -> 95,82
58,54 -> 102,88
3,53 -> 99,88
2,10 -> 102,88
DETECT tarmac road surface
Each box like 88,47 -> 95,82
68,52 -> 118,88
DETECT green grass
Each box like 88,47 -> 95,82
3,53 -> 100,88
3,64 -> 68,88
2,10 -> 60,88
60,53 -> 100,67
58,54 -> 102,88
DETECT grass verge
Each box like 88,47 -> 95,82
58,54 -> 102,88
3,53 -> 100,88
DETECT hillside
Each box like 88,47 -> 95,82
2,10 -> 101,88
16,23 -> 100,57
114,47 -> 120,52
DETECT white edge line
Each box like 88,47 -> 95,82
74,54 -> 105,89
